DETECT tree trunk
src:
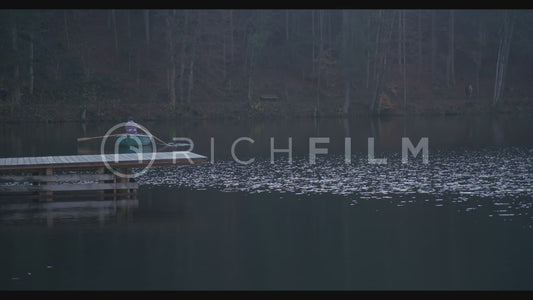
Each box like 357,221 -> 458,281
166,11 -> 176,108
366,47 -> 370,90
107,10 -> 112,28
431,10 -> 436,82
229,10 -> 234,64
29,32 -> 34,95
63,10 -> 70,51
370,11 -> 382,114
126,11 -> 131,42
179,11 -> 189,105
401,10 -> 407,109
446,9 -> 455,87
136,47 -> 141,88
475,19 -> 485,99
247,46 -> 254,104
341,10 -> 351,115
187,59 -> 194,105
111,9 -> 118,55
398,10 -> 402,66
418,10 -> 422,78
370,10 -> 395,115
81,47 -> 90,78
144,10 -> 150,46
286,10 -> 290,42
315,10 -> 325,116
127,10 -> 132,73
492,12 -> 514,108
187,24 -> 196,105
11,21 -> 21,107
247,75 -> 253,104
366,16 -> 371,89
343,81 -> 350,115
311,10 -> 316,75
223,12 -> 227,80
179,61 -> 185,105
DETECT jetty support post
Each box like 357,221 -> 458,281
39,167 -> 54,202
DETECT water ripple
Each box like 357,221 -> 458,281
138,146 -> 533,198
138,147 -> 533,224
136,146 -> 533,224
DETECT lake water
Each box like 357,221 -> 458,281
1,115 -> 533,290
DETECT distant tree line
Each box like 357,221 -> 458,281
0,9 -> 531,116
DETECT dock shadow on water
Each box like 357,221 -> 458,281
1,115 -> 533,290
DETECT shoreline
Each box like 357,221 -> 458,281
1,100 -> 532,124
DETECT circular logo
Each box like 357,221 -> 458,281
100,122 -> 157,179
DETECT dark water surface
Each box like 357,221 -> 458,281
1,115 -> 532,290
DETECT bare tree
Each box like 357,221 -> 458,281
315,10 -> 325,116
492,11 -> 515,108
340,10 -> 367,115
366,15 -> 371,89
369,10 -> 396,115
311,10 -> 316,76
187,14 -> 197,105
144,10 -> 150,46
446,9 -> 455,87
11,19 -> 21,106
398,10 -> 402,66
341,10 -> 351,114
285,10 -> 290,42
400,10 -> 407,109
127,10 -> 132,73
229,10 -> 234,64
431,10 -> 436,82
418,10 -> 422,77
29,32 -> 34,95
63,10 -> 70,51
246,10 -> 271,105
179,10 -> 189,104
474,17 -> 486,99
166,10 -> 177,108
187,49 -> 195,105
111,9 -> 118,55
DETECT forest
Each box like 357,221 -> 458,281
1,9 -> 532,122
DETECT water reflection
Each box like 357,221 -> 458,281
492,117 -> 505,145
0,199 -> 138,226
1,116 -> 533,290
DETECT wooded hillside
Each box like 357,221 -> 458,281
1,9 -> 533,121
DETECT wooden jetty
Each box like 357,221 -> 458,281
0,151 -> 206,201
